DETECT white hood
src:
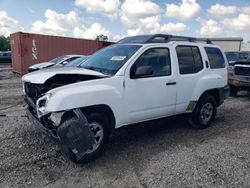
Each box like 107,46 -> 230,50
22,67 -> 106,84
29,62 -> 55,69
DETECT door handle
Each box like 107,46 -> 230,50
205,60 -> 209,68
166,82 -> 176,86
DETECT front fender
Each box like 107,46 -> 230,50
44,77 -> 124,121
46,86 -> 122,112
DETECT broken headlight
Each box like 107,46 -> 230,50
36,93 -> 53,118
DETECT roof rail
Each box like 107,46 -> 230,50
117,34 -> 213,44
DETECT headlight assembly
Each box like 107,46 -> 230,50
36,93 -> 53,118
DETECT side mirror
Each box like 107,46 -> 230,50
133,65 -> 153,78
62,61 -> 69,65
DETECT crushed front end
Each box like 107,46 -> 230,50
22,79 -> 96,160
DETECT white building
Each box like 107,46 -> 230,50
205,38 -> 243,52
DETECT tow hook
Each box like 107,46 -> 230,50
57,109 -> 95,161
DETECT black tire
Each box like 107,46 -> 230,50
63,112 -> 110,164
229,85 -> 239,97
189,95 -> 217,129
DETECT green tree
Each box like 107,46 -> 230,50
0,36 -> 10,51
96,34 -> 108,41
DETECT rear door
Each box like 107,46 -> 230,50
174,44 -> 205,113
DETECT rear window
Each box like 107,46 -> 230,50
205,47 -> 225,69
176,46 -> 203,74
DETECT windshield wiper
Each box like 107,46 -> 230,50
83,66 -> 110,76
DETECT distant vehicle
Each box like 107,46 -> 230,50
28,55 -> 83,72
228,59 -> 250,96
225,51 -> 249,64
239,51 -> 249,60
225,52 -> 240,65
245,56 -> 250,62
0,51 -> 11,63
63,55 -> 88,67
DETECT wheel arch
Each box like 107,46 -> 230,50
198,89 -> 220,106
80,104 -> 116,133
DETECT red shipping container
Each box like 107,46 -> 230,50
10,32 -> 113,75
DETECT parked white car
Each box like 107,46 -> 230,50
28,55 -> 84,72
22,34 -> 229,163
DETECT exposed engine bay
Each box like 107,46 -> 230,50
24,74 -> 105,104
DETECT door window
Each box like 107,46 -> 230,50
130,48 -> 171,78
176,46 -> 203,74
205,47 -> 225,69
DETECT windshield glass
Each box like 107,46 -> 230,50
50,55 -> 68,63
79,45 -> 141,75
65,56 -> 87,67
225,52 -> 239,62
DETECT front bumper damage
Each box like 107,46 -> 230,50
26,108 -> 95,160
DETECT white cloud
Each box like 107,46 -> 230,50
31,9 -> 82,36
140,16 -> 161,33
166,0 -> 201,21
223,14 -> 250,31
208,3 -> 236,17
160,23 -> 187,34
120,0 -> 161,34
74,22 -> 110,39
31,9 -> 111,40
75,0 -> 120,18
0,11 -> 23,36
198,19 -> 223,36
241,6 -> 250,14
127,28 -> 143,36
120,0 -> 161,22
31,9 -> 111,39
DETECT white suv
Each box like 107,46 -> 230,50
22,34 -> 229,163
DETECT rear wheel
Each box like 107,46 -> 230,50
189,95 -> 217,129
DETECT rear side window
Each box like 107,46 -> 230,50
205,47 -> 225,69
176,46 -> 203,74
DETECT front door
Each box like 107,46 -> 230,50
125,47 -> 177,124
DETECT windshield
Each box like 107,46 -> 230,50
225,52 -> 239,62
79,45 -> 141,75
239,52 -> 249,59
50,55 -> 68,63
65,56 -> 87,67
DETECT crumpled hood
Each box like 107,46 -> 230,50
29,62 -> 55,69
22,67 -> 107,84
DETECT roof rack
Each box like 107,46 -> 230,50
117,34 -> 213,44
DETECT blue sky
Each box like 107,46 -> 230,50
0,0 -> 250,41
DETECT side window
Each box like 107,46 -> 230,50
205,47 -> 225,69
68,57 -> 78,62
130,48 -> 171,78
176,46 -> 203,74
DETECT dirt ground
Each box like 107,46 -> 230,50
0,64 -> 250,188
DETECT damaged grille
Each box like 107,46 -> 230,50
235,66 -> 250,76
24,82 -> 46,104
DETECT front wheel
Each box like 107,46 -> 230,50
189,95 -> 217,129
63,112 -> 110,164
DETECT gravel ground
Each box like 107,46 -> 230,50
0,64 -> 250,188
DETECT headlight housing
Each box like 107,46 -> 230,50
36,93 -> 53,118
